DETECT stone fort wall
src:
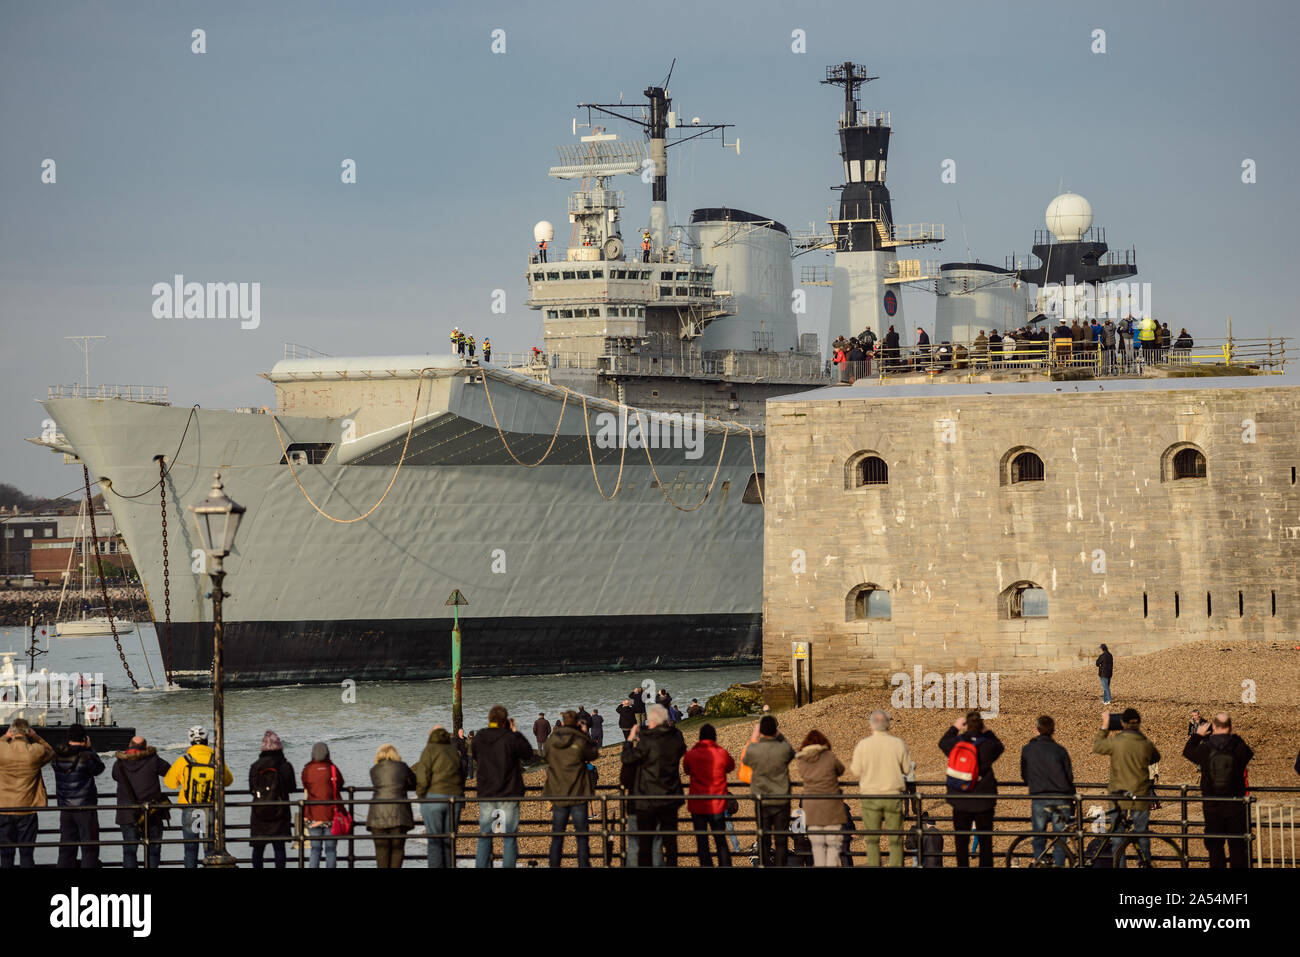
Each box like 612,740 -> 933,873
761,378 -> 1300,705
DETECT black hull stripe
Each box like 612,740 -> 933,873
161,614 -> 762,688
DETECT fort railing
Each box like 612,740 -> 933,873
3,780 -> 1287,868
855,335 -> 1289,381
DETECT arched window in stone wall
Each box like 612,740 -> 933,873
846,582 -> 891,621
845,451 -> 889,489
1000,446 -> 1045,486
1001,580 -> 1049,619
1161,442 -> 1207,482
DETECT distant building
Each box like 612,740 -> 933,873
1,505 -> 122,579
761,374 -> 1300,705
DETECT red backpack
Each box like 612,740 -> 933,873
946,739 -> 981,792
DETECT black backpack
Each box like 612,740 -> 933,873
1205,743 -> 1237,795
251,765 -> 285,821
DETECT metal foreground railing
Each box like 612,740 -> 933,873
2,781 -> 1291,868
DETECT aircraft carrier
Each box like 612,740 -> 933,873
33,62 -> 948,687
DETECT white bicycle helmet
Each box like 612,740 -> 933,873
188,725 -> 208,744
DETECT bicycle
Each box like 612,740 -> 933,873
1005,795 -> 1184,868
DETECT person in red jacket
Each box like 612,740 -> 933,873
301,742 -> 345,868
681,724 -> 735,866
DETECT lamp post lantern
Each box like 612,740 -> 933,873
190,471 -> 244,868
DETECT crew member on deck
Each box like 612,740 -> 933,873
641,231 -> 651,263
538,239 -> 547,263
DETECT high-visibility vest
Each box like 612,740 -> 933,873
641,237 -> 650,250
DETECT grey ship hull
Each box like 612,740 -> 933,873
43,361 -> 766,687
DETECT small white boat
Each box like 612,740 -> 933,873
55,616 -> 136,638
50,498 -> 137,639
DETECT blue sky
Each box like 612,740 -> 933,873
2,0 -> 1297,493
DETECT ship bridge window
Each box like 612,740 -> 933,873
850,160 -> 862,182
659,286 -> 673,298
546,309 -> 558,319
280,442 -> 334,466
661,271 -> 674,281
591,268 -> 603,278
639,270 -> 651,280
612,269 -> 625,279
546,271 -> 559,280
675,287 -> 689,297
531,272 -> 543,281
676,271 -> 689,280
862,159 -> 876,180
742,472 -> 765,505
576,270 -> 591,279
562,270 -> 576,280
560,309 -> 574,318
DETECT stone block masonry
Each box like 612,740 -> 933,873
761,376 -> 1300,706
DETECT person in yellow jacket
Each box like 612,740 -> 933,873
1137,316 -> 1158,364
164,726 -> 233,868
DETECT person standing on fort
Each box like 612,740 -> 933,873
1182,712 -> 1253,868
0,718 -> 54,868
1096,644 -> 1114,704
617,699 -> 637,740
533,713 -> 551,751
883,325 -> 900,370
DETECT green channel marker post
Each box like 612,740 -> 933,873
446,589 -> 469,732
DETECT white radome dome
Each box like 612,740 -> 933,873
533,220 -> 555,243
1045,192 -> 1092,242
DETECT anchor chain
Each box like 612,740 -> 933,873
159,457 -> 174,685
82,465 -> 138,690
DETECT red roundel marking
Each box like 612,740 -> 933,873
884,289 -> 898,316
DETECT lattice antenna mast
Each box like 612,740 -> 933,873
821,61 -> 877,127
576,69 -> 736,253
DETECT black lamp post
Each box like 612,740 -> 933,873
190,471 -> 244,868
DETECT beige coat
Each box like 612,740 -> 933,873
0,732 -> 54,813
796,744 -> 845,827
848,731 -> 915,797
